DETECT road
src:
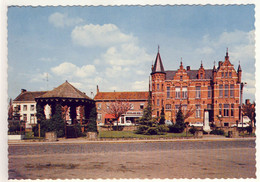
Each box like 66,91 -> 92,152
9,139 -> 256,179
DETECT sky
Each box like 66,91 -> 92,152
7,5 -> 255,102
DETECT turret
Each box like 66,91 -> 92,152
151,46 -> 165,75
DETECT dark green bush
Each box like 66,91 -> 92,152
157,125 -> 169,133
189,126 -> 197,135
135,125 -> 149,134
145,127 -> 158,135
210,129 -> 224,135
246,125 -> 253,133
168,124 -> 185,133
112,125 -> 124,131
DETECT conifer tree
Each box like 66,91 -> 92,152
86,103 -> 98,132
159,107 -> 165,125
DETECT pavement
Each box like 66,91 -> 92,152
8,134 -> 256,145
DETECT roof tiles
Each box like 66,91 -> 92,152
94,91 -> 149,101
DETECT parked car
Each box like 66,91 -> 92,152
231,122 -> 250,128
189,122 -> 203,127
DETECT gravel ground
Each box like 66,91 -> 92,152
8,140 -> 256,179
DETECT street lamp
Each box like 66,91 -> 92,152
240,82 -> 247,129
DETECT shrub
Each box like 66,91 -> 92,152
157,125 -> 169,133
210,129 -> 224,135
145,127 -> 158,135
135,125 -> 149,134
246,125 -> 253,133
112,125 -> 124,131
168,124 -> 185,133
189,126 -> 197,135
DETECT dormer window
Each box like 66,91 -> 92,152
200,73 -> 203,79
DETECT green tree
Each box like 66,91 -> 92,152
50,103 -> 65,137
159,107 -> 165,125
139,94 -> 152,122
86,103 -> 98,132
169,106 -> 185,133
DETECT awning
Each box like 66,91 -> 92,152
105,114 -> 116,119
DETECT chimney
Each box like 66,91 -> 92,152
97,85 -> 99,94
21,89 -> 27,93
186,66 -> 190,71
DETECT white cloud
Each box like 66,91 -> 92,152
48,12 -> 83,28
71,24 -> 135,47
39,57 -> 56,62
51,62 -> 96,78
30,72 -> 51,82
131,80 -> 148,91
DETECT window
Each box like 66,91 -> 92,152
224,104 -> 229,117
175,87 -> 180,99
196,86 -> 201,99
219,104 -> 222,115
200,73 -> 203,79
225,84 -> 229,98
130,104 -> 134,110
224,123 -> 229,127
157,111 -> 159,117
225,72 -> 228,77
208,86 -> 212,98
30,105 -> 35,111
229,72 -> 232,78
166,104 -> 171,110
161,100 -> 164,107
162,84 -> 164,91
195,105 -> 201,118
231,104 -> 234,117
180,75 -> 183,81
222,72 -> 224,78
182,87 -> 187,99
97,114 -> 102,121
97,103 -> 101,110
207,104 -> 212,110
219,85 -> 223,98
167,86 -> 170,98
157,99 -> 160,106
157,84 -> 160,91
230,84 -> 234,98
23,105 -> 27,111
23,114 -> 27,121
106,104 -> 110,110
30,114 -> 35,123
140,104 -> 144,110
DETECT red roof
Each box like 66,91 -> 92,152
94,91 -> 149,101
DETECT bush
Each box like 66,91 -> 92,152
168,124 -> 185,133
189,126 -> 197,135
157,125 -> 169,133
145,127 -> 158,135
135,125 -> 149,134
112,125 -> 124,131
210,129 -> 224,135
246,125 -> 253,133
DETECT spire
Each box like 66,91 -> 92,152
237,61 -> 242,72
213,61 -> 216,72
200,60 -> 203,68
180,57 -> 183,69
225,47 -> 229,61
151,46 -> 165,74
97,85 -> 99,94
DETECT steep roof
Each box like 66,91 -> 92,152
38,81 -> 92,100
165,69 -> 213,80
152,52 -> 165,73
14,91 -> 47,102
94,91 -> 149,101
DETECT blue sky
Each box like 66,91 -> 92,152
7,5 -> 255,101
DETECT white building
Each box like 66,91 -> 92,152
13,89 -> 47,129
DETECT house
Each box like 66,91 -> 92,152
13,89 -> 47,129
94,87 -> 149,125
150,48 -> 242,127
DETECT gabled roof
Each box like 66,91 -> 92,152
152,52 -> 165,73
165,69 -> 213,80
37,81 -> 92,100
14,91 -> 47,102
94,91 -> 149,101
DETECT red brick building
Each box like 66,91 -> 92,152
94,87 -> 149,125
151,49 -> 242,127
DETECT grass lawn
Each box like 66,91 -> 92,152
98,130 -> 193,139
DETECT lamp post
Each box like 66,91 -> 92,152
240,82 -> 247,129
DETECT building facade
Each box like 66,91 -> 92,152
94,87 -> 149,125
13,89 -> 47,129
151,49 -> 242,127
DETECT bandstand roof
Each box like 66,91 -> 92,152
36,81 -> 92,100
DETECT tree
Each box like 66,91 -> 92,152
173,107 -> 185,133
8,98 -> 13,120
105,99 -> 132,130
86,103 -> 98,133
140,94 -> 152,122
183,106 -> 195,121
242,101 -> 255,127
159,107 -> 165,125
